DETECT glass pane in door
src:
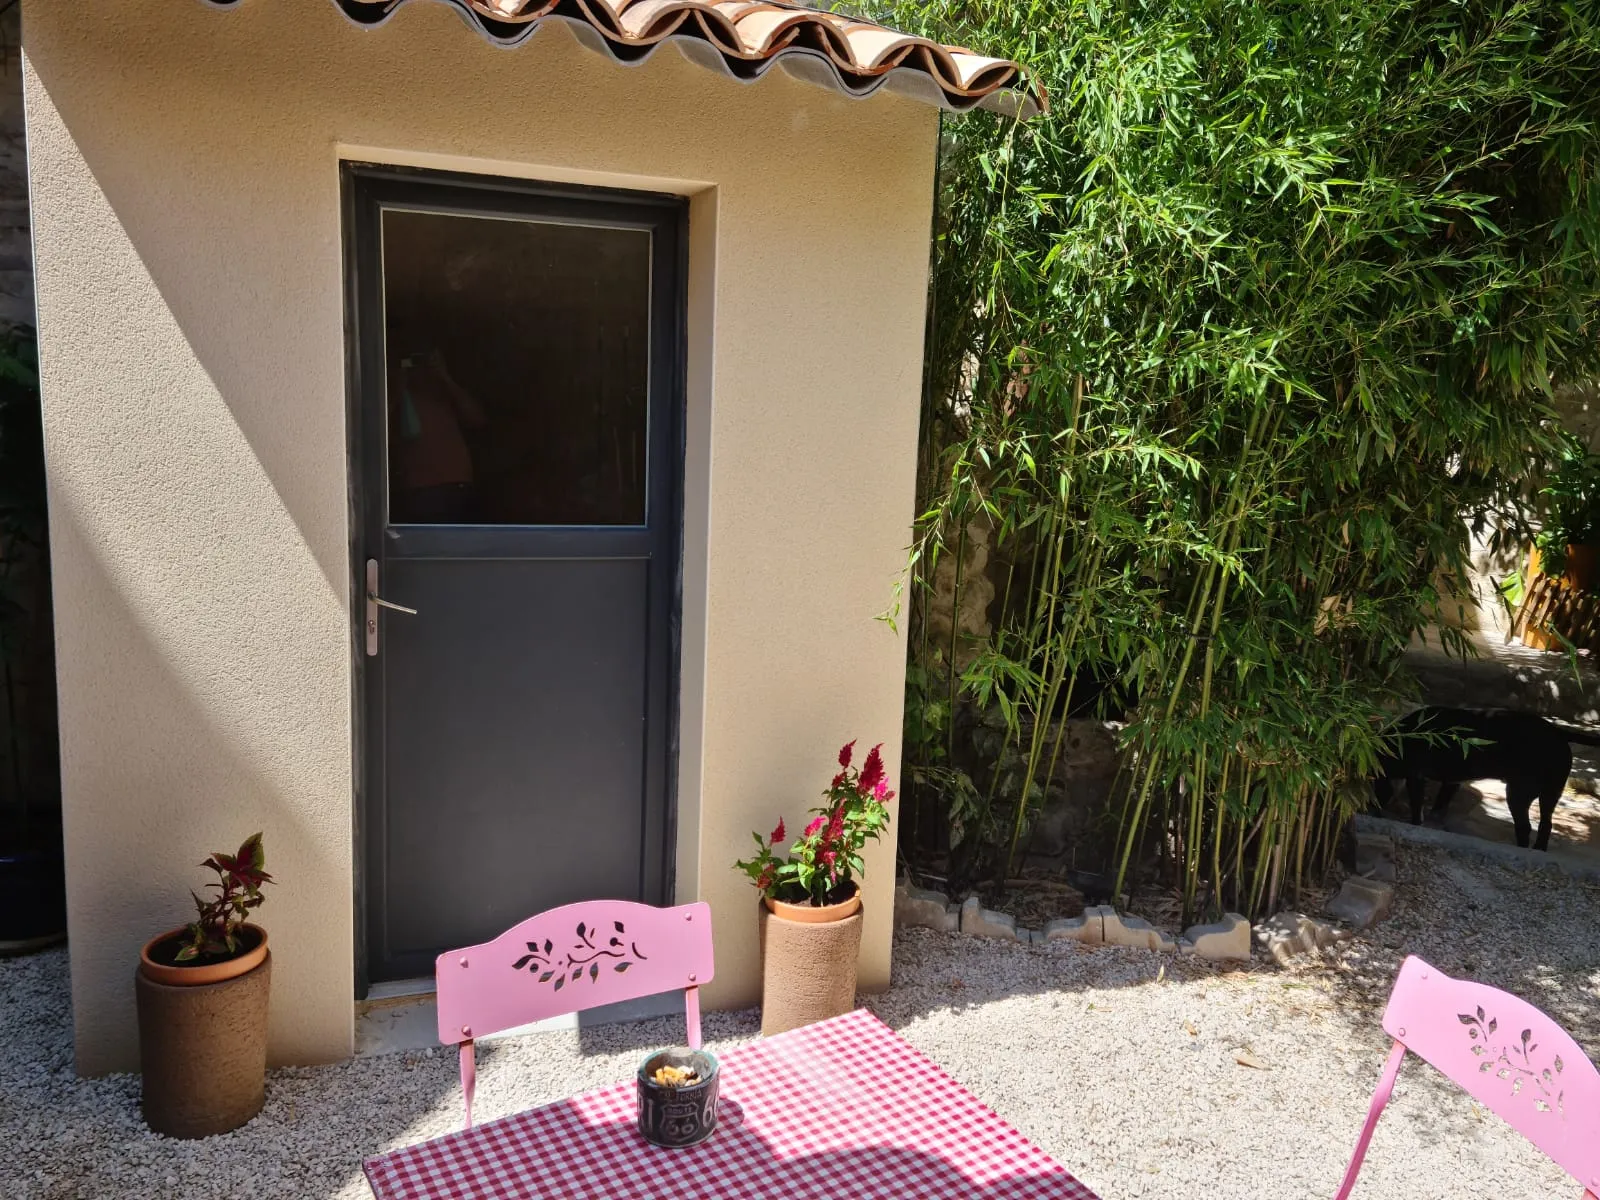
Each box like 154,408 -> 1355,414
380,209 -> 651,526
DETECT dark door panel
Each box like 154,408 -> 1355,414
345,165 -> 683,990
378,558 -> 653,974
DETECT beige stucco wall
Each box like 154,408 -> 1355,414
24,0 -> 932,1073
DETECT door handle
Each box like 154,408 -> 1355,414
366,559 -> 416,657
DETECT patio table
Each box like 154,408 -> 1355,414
364,1007 -> 1100,1199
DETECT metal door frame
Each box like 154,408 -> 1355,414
341,161 -> 687,998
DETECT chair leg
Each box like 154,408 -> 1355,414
685,985 -> 702,1051
1332,1040 -> 1406,1200
459,1040 -> 477,1130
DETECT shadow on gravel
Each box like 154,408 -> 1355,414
0,948 -> 466,1200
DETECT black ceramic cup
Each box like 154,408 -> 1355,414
636,1047 -> 719,1149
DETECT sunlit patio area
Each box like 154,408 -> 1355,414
2,840 -> 1593,1199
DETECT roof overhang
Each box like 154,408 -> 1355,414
209,0 -> 1046,118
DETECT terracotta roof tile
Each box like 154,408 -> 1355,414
213,0 -> 1044,116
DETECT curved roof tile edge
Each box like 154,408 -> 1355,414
209,0 -> 1046,117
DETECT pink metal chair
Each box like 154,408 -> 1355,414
1334,954 -> 1600,1199
435,899 -> 714,1128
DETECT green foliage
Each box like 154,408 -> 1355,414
879,0 -> 1600,918
1532,429 -> 1600,574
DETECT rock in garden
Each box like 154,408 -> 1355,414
1255,911 -> 1348,966
1101,910 -> 1177,952
894,882 -> 959,932
1326,877 -> 1394,929
1180,913 -> 1252,962
1043,912 -> 1102,944
1352,832 -> 1397,882
959,895 -> 1018,940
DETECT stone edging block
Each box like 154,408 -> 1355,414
893,821 -> 1407,968
1178,913 -> 1251,962
1255,911 -> 1350,966
894,882 -> 959,933
959,895 -> 1018,940
893,880 -> 1242,961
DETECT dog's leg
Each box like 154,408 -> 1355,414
1506,781 -> 1536,849
1430,781 -> 1458,822
1407,777 -> 1427,825
1371,775 -> 1393,814
1534,783 -> 1561,852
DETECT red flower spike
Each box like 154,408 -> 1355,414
838,740 -> 856,769
770,818 -> 786,845
804,815 -> 826,838
858,744 -> 885,795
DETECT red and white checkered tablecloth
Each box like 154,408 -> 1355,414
364,1007 -> 1099,1199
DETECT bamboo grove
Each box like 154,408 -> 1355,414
876,0 -> 1600,922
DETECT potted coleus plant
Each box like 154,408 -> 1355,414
135,832 -> 274,1138
736,740 -> 892,1035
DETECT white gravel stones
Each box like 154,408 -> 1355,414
2,842 -> 1592,1200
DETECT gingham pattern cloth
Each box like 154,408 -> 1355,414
364,1008 -> 1098,1199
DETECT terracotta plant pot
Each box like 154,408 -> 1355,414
136,924 -> 271,1138
139,923 -> 269,987
764,886 -> 863,924
758,885 -> 863,1037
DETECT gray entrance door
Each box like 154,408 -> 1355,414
346,165 -> 683,988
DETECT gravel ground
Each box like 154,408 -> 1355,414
3,841 -> 1597,1199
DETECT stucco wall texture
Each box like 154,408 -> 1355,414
23,0 -> 933,1073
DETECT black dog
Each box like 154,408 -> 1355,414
1372,706 -> 1600,850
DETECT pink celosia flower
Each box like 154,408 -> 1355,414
858,743 -> 885,795
838,740 -> 856,769
803,815 -> 826,838
827,806 -> 845,842
771,818 -> 785,845
757,863 -> 775,890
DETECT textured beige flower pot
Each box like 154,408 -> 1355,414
135,925 -> 271,1138
758,887 -> 863,1037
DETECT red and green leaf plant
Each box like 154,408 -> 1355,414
177,832 -> 274,962
736,741 -> 894,906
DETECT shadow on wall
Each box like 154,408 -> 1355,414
45,490 -> 347,1075
26,30 -> 350,596
26,15 -> 358,1074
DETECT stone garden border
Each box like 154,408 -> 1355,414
894,829 -> 1402,968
